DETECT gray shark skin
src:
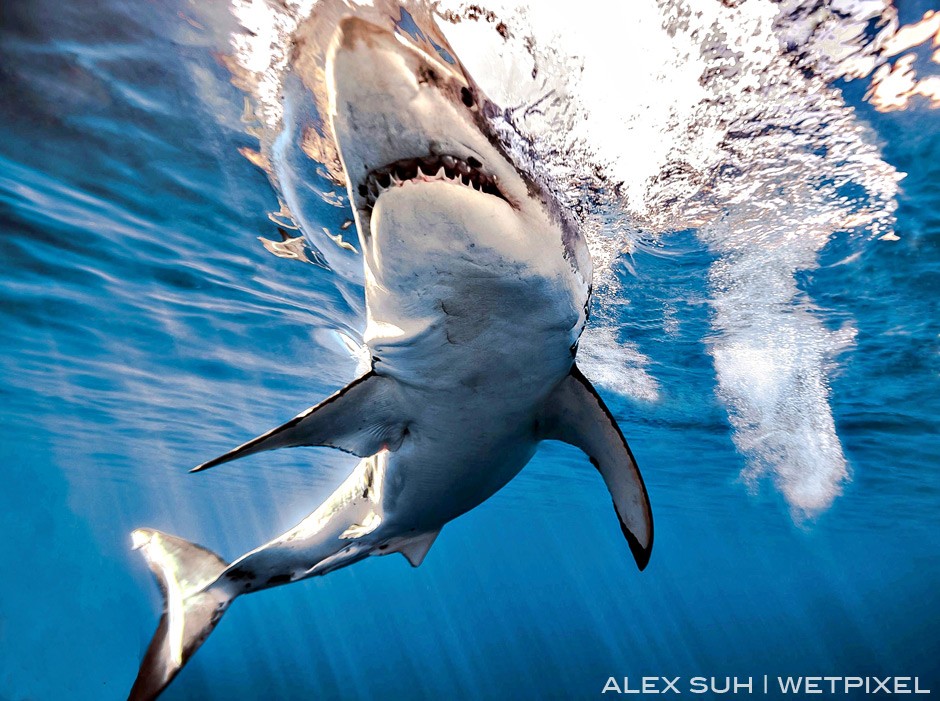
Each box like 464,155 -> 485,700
128,16 -> 653,701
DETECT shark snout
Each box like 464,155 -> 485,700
334,16 -> 388,52
326,17 -> 498,209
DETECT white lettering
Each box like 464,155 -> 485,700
711,677 -> 730,694
622,677 -> 642,694
605,673 -> 931,695
846,677 -> 864,692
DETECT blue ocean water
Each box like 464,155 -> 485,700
1,1 -> 938,700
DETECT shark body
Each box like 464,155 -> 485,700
129,16 -> 652,700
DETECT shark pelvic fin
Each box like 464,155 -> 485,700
386,530 -> 440,567
537,364 -> 653,570
192,371 -> 405,472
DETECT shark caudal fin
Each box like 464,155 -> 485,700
129,529 -> 234,701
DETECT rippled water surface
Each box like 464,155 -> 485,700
1,1 -> 938,699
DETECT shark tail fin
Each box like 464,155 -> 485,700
128,529 -> 234,701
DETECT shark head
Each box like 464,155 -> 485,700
325,16 -> 591,282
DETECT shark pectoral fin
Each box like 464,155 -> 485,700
537,364 -> 653,571
192,371 -> 404,472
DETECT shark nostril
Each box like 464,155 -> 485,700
461,87 -> 474,107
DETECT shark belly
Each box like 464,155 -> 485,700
361,181 -> 585,390
358,181 -> 585,523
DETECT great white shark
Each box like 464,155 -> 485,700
129,15 -> 653,700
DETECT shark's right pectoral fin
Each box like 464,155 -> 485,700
537,364 -> 653,570
193,371 -> 404,472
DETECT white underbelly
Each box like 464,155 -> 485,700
357,180 -> 590,525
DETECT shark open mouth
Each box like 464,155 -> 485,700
357,154 -> 507,211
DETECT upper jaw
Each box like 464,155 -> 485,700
325,17 -> 527,216
356,153 -> 509,213
326,16 -> 563,243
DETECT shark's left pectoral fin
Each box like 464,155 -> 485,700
537,364 -> 653,570
192,371 -> 405,472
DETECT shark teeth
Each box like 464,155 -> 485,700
357,154 -> 505,210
